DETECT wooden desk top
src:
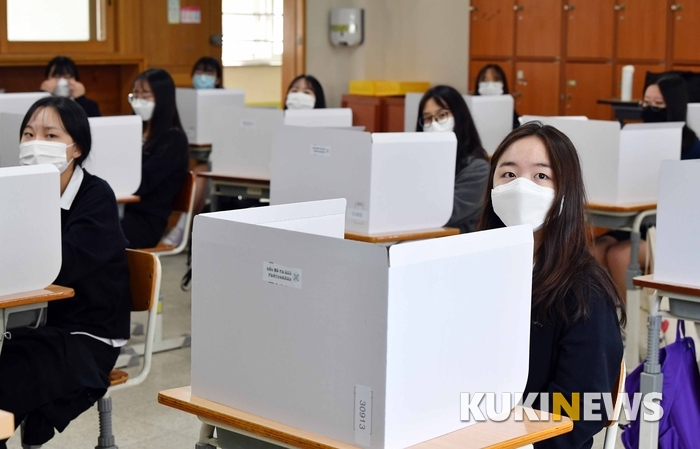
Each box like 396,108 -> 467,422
116,195 -> 141,204
189,143 -> 212,148
0,409 -> 13,440
197,172 -> 271,184
345,227 -> 460,243
0,285 -> 74,309
587,202 -> 656,213
633,275 -> 700,297
596,98 -> 641,106
159,387 -> 572,449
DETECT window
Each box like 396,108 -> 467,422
222,0 -> 283,67
7,0 -> 107,42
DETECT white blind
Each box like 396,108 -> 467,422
7,0 -> 90,42
222,0 -> 283,66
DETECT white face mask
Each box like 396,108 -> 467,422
54,77 -> 71,98
286,92 -> 316,110
129,97 -> 156,121
19,140 -> 75,174
424,116 -> 455,133
491,177 -> 556,231
478,81 -> 504,96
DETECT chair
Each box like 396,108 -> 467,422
95,249 -> 161,449
603,359 -> 627,449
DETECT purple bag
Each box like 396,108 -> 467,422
621,321 -> 700,448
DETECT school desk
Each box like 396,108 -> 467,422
197,172 -> 270,211
0,285 -> 74,354
345,227 -> 460,244
0,409 -> 13,440
632,275 -> 700,449
158,386 -> 573,449
596,99 -> 642,124
116,195 -> 141,220
587,202 -> 657,371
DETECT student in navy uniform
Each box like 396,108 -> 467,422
40,56 -> 101,117
416,85 -> 490,233
479,122 -> 624,449
284,74 -> 326,110
0,96 -> 130,448
122,68 -> 189,249
474,64 -> 520,129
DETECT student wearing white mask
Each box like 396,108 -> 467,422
474,64 -> 520,129
0,97 -> 131,448
284,74 -> 326,110
123,68 -> 189,249
416,85 -> 489,233
479,122 -> 624,449
40,56 -> 101,117
191,56 -> 223,90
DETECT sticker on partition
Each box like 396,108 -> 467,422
349,202 -> 367,224
263,262 -> 302,289
311,144 -> 331,157
354,385 -> 372,447
241,119 -> 256,128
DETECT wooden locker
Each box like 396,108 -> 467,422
383,97 -> 406,133
469,60 -> 515,94
470,0 -> 515,58
564,63 -> 613,120
515,0 -> 563,58
341,95 -> 383,132
513,62 -> 561,116
565,0 -> 615,59
616,0 -> 667,61
614,63 -> 667,99
672,0 -> 700,63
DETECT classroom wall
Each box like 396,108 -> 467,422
306,0 -> 470,107
223,66 -> 282,106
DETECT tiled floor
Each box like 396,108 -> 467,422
6,253 -> 625,448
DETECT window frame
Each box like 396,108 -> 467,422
222,0 -> 283,67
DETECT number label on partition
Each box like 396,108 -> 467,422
240,119 -> 256,128
263,262 -> 302,289
354,385 -> 372,447
311,144 -> 331,157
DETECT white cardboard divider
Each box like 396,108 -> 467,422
687,103 -> 700,135
0,113 -> 24,167
270,126 -> 456,234
654,160 -> 700,287
0,92 -> 50,115
519,115 -> 588,125
404,93 -> 515,154
83,116 -> 142,197
176,88 -> 245,144
521,117 -> 682,204
284,108 -> 353,127
210,106 -> 283,180
0,165 -> 61,296
191,199 -> 533,449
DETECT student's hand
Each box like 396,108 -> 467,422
40,78 -> 58,93
69,79 -> 86,98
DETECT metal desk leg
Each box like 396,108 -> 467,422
195,422 -> 218,449
639,291 -> 662,449
210,181 -> 220,212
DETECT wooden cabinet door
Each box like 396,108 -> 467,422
614,63 -> 667,99
515,0 -> 563,58
383,97 -> 406,132
672,0 -> 700,63
564,63 -> 613,119
341,95 -> 383,133
513,62 -> 561,116
566,0 -> 615,59
469,60 -> 515,94
616,0 -> 667,61
470,0 -> 515,57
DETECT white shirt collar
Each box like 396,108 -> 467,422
60,164 -> 84,211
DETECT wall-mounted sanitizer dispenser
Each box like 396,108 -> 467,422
330,8 -> 364,47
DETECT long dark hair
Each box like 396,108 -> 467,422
45,56 -> 80,80
133,69 -> 184,148
20,96 -> 92,166
416,85 -> 488,173
191,56 -> 223,88
653,74 -> 699,157
474,64 -> 511,95
285,74 -> 326,109
478,122 -> 625,326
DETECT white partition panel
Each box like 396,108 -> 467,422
687,103 -> 700,135
284,108 -> 353,127
0,92 -> 50,115
191,199 -> 533,449
0,165 -> 61,296
270,126 -> 456,234
210,106 -> 283,180
84,116 -> 142,197
654,160 -> 700,286
404,93 -> 423,132
176,88 -> 245,145
0,113 -> 23,167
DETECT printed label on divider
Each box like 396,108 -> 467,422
241,119 -> 256,128
263,262 -> 302,289
354,385 -> 372,447
311,144 -> 331,157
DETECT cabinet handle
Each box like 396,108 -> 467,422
470,5 -> 478,12
614,4 -> 626,11
513,92 -> 523,99
513,5 -> 525,11
671,4 -> 683,11
564,4 -> 575,11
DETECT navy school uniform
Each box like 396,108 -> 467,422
121,128 -> 189,249
0,166 -> 131,447
74,95 -> 101,118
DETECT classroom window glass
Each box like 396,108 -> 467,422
222,0 -> 283,66
7,0 -> 92,42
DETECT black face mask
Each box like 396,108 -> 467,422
641,107 -> 668,123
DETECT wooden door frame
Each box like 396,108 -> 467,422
282,0 -> 305,104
